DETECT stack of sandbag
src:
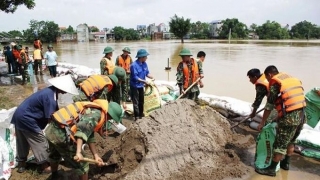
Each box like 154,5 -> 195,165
295,123 -> 320,159
0,107 -> 17,180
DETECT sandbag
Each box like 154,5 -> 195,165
301,148 -> 320,159
296,127 -> 320,150
254,122 -> 280,171
144,84 -> 161,116
305,100 -> 320,128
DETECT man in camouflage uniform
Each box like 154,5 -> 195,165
107,67 -> 128,109
45,101 -> 123,180
176,48 -> 204,101
100,46 -> 115,75
18,45 -> 30,85
247,68 -> 277,122
255,65 -> 306,177
115,47 -> 132,102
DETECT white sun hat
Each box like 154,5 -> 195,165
48,74 -> 79,95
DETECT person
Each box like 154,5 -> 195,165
107,66 -> 128,109
4,46 -> 15,74
115,47 -> 132,102
10,74 -> 78,174
44,44 -> 58,77
33,45 -> 44,75
255,65 -> 306,177
12,45 -> 21,75
100,46 -> 116,75
45,100 -> 123,180
130,49 -> 154,120
247,68 -> 277,121
34,38 -> 42,49
176,48 -> 204,101
72,74 -> 118,102
195,51 -> 206,88
19,46 -> 30,84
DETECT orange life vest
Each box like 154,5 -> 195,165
12,49 -> 21,62
34,40 -> 42,49
52,99 -> 109,142
269,72 -> 306,118
255,74 -> 269,92
102,58 -> 115,75
20,49 -> 28,64
117,55 -> 131,72
79,75 -> 113,97
182,58 -> 199,89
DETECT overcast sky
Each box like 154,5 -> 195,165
0,0 -> 319,32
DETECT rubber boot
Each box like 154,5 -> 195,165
255,160 -> 278,177
17,161 -> 26,173
280,155 -> 290,170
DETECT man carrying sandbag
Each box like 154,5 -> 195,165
176,48 -> 204,101
256,65 -> 306,177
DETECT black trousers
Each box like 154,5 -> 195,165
130,86 -> 144,118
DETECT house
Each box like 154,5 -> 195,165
158,23 -> 169,32
89,31 -> 106,41
76,24 -> 90,42
209,20 -> 223,38
147,23 -> 158,35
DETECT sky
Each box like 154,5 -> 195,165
0,0 -> 319,32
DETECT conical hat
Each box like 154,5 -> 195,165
48,74 -> 79,95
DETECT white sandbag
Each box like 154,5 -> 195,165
0,107 -> 17,128
296,125 -> 320,150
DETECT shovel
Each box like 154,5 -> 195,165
175,77 -> 201,101
230,108 -> 264,129
73,156 -> 117,166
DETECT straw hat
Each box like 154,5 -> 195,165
48,74 -> 79,95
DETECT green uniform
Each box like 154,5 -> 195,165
253,85 -> 278,123
115,55 -> 132,100
107,73 -> 127,104
72,86 -> 110,102
20,51 -> 30,83
45,108 -> 102,176
265,83 -> 305,155
100,57 -> 114,75
176,60 -> 203,101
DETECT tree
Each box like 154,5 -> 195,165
169,14 -> 191,43
90,26 -> 99,32
190,21 -> 210,39
23,20 -> 60,43
290,20 -> 320,39
256,20 -> 290,39
0,0 -> 35,13
219,18 -> 248,39
112,26 -> 140,41
8,30 -> 23,38
249,23 -> 257,32
66,25 -> 75,33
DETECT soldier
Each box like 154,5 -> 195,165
45,100 -> 123,180
255,65 -> 306,177
107,67 -> 128,109
100,46 -> 116,75
116,47 -> 132,102
176,48 -> 204,101
19,45 -> 30,85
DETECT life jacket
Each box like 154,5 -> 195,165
269,72 -> 306,118
34,40 -> 42,49
12,49 -> 21,62
182,58 -> 199,89
102,57 -> 115,75
117,55 -> 131,72
79,75 -> 113,98
52,99 -> 109,142
255,74 -> 269,92
20,49 -> 28,64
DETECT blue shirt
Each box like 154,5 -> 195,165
130,59 -> 149,88
45,51 -> 58,66
11,86 -> 58,133
4,50 -> 14,62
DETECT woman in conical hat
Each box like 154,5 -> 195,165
11,74 -> 78,174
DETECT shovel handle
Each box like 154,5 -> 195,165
230,108 -> 264,129
74,156 -> 104,165
176,78 -> 201,101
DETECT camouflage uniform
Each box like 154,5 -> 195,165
100,57 -> 114,75
107,74 -> 127,104
265,83 -> 305,155
176,60 -> 203,101
115,56 -> 132,100
72,86 -> 110,102
20,50 -> 30,83
252,85 -> 278,123
45,108 -> 101,176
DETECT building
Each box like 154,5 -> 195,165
76,24 -> 90,42
158,23 -> 169,32
209,20 -> 223,38
147,23 -> 158,35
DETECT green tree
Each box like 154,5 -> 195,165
190,21 -> 210,39
169,14 -> 191,43
8,30 -> 23,38
23,20 -> 60,43
0,0 -> 35,13
256,20 -> 290,39
290,20 -> 320,39
66,25 -> 75,33
113,26 -> 126,41
90,26 -> 99,32
112,26 -> 139,41
219,18 -> 248,39
249,23 -> 257,32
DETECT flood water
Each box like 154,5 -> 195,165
3,39 -> 320,180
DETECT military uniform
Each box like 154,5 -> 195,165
265,83 -> 305,155
100,57 -> 114,75
73,86 -> 110,102
176,60 -> 203,101
20,49 -> 30,84
45,108 -> 101,175
107,73 -> 127,104
116,52 -> 132,101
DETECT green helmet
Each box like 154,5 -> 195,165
108,74 -> 118,85
179,48 -> 192,56
113,67 -> 126,81
122,47 -> 131,54
16,45 -> 22,50
48,44 -> 53,48
103,46 -> 114,54
107,102 -> 123,123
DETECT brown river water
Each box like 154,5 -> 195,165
2,40 -> 320,180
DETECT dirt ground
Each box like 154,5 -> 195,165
1,82 -> 256,180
